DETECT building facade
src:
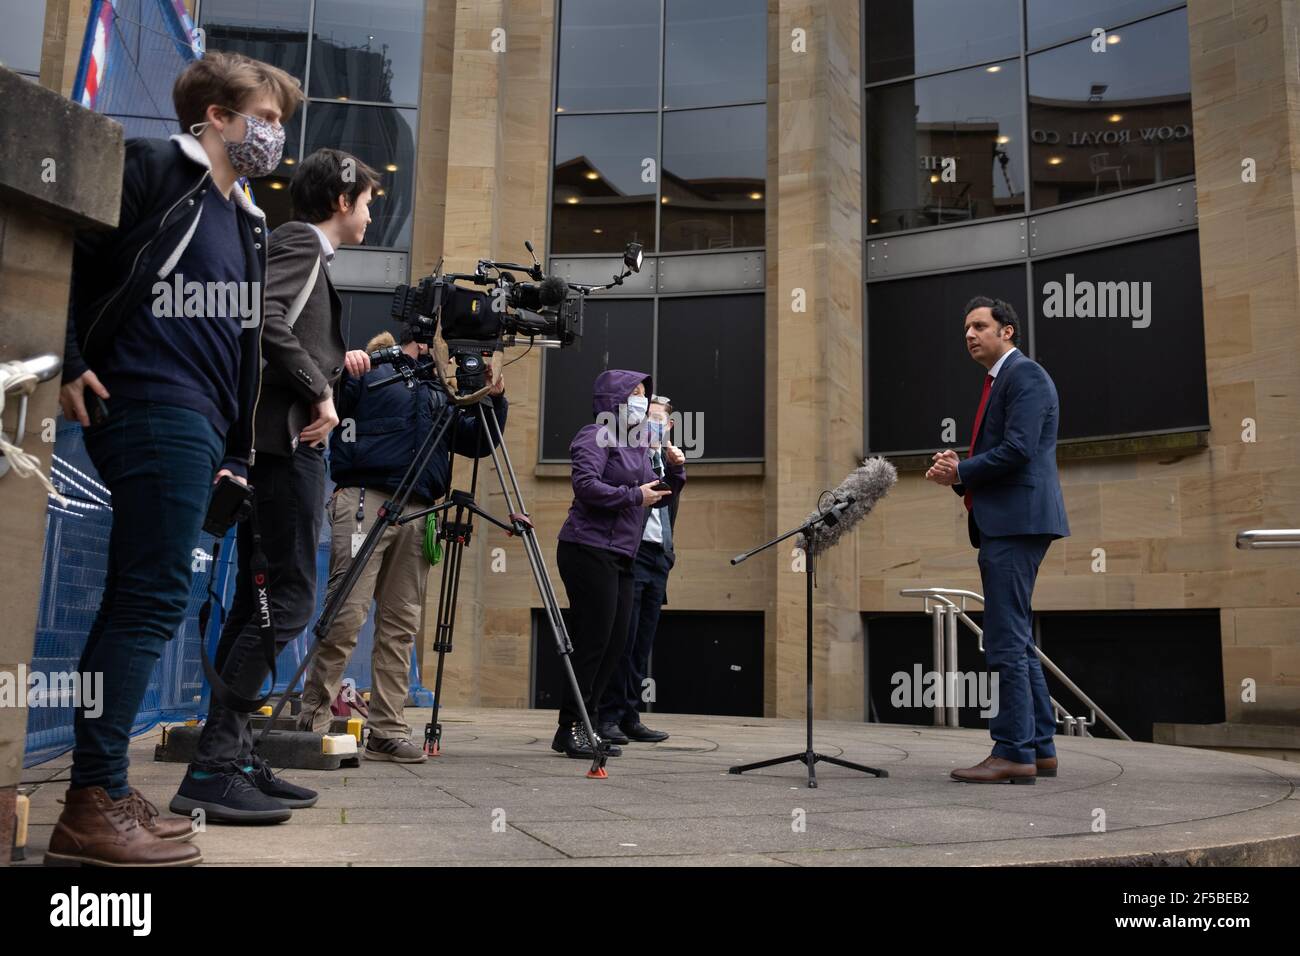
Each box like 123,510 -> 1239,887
17,0 -> 1300,753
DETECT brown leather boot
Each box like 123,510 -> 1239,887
44,787 -> 201,867
1036,756 -> 1058,778
950,755 -> 1037,784
122,788 -> 197,842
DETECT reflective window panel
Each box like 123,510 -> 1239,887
339,290 -> 400,349
198,0 -> 311,85
661,105 -> 766,252
0,0 -> 47,75
303,103 -> 417,249
866,60 -> 1025,235
664,0 -> 766,108
656,294 -> 764,460
866,265 -> 1028,454
541,299 -> 655,460
1028,0 -> 1184,50
310,0 -> 424,105
1033,231 -> 1208,441
1028,9 -> 1193,209
865,0 -> 1020,83
552,113 -> 659,254
556,0 -> 660,112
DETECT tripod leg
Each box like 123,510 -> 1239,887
253,632 -> 323,748
251,400 -> 460,751
728,752 -> 811,773
422,430 -> 479,756
424,534 -> 463,756
476,403 -> 607,778
313,403 -> 457,637
814,754 -> 889,778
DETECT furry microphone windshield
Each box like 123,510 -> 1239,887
795,457 -> 898,557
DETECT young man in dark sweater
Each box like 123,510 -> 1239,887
49,52 -> 303,867
172,149 -> 381,823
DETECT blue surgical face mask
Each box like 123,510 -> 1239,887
647,420 -> 666,445
626,394 -> 649,425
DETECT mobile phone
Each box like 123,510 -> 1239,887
651,481 -> 671,492
88,394 -> 110,427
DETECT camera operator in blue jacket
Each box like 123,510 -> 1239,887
296,330 -> 507,762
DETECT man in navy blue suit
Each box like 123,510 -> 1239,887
925,297 -> 1070,784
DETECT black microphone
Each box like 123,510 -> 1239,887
795,458 -> 898,556
524,239 -> 544,280
509,274 -> 568,311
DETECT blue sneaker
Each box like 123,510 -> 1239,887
247,754 -> 319,808
169,764 -> 292,824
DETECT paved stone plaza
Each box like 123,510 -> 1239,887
19,708 -> 1300,866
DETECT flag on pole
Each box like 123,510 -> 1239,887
167,0 -> 203,58
80,0 -> 117,111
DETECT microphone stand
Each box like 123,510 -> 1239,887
727,505 -> 888,789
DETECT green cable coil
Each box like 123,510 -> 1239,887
422,513 -> 443,566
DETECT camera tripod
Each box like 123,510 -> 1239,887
259,354 -> 613,778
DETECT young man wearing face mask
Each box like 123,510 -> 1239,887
171,148 -> 381,824
50,52 -> 303,865
597,396 -> 683,745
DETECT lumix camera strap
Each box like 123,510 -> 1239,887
197,477 -> 279,713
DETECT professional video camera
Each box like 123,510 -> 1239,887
384,241 -> 644,396
261,240 -> 647,779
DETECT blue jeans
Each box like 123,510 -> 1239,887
72,398 -> 222,796
977,534 -> 1057,765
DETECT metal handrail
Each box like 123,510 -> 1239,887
899,587 -> 986,650
1237,529 -> 1300,549
1,354 -> 61,393
897,586 -> 1131,741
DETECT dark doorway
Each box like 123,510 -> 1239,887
865,610 -> 1224,742
532,609 -> 763,717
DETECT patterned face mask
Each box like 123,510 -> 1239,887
191,109 -> 285,178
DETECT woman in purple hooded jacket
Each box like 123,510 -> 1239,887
552,369 -> 686,758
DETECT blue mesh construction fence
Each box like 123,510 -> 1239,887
27,420 -> 431,767
73,0 -> 204,140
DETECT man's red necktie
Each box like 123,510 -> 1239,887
963,374 -> 994,513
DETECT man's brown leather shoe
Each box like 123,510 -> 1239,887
44,787 -> 201,867
1036,756 -> 1058,778
951,755 -> 1037,784
122,788 -> 197,842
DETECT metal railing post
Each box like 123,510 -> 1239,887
944,604 -> 959,728
930,603 -> 946,727
1237,529 -> 1300,549
899,586 -> 1131,741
